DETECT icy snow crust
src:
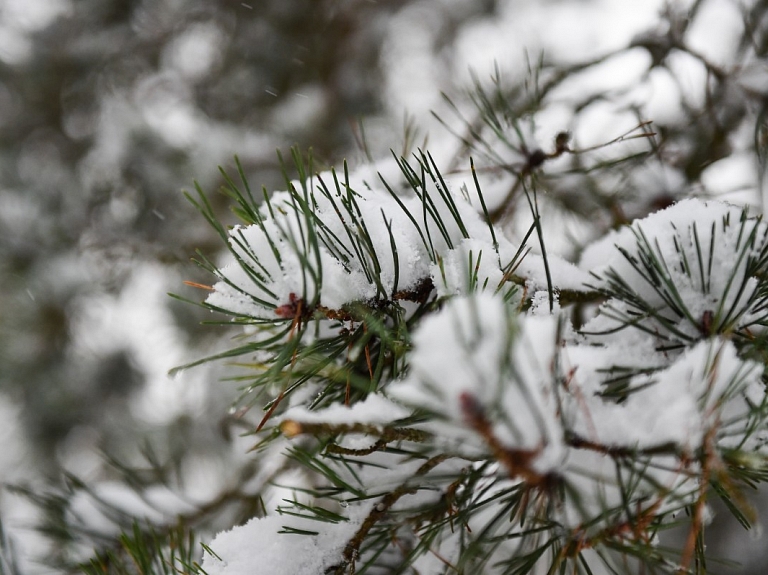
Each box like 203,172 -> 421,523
203,194 -> 768,572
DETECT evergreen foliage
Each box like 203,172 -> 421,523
172,138 -> 768,574
4,2 -> 768,574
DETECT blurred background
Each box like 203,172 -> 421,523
0,0 -> 766,571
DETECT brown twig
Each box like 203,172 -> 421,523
677,426 -> 717,574
280,421 -> 431,446
328,454 -> 451,574
459,392 -> 556,489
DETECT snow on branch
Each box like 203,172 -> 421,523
192,166 -> 768,572
581,199 -> 768,345
174,59 -> 768,569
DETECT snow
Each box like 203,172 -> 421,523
528,289 -> 560,316
381,276 -> 767,534
162,22 -> 226,81
269,85 -> 328,135
737,59 -> 768,97
192,159 -> 768,575
664,49 -> 710,112
389,286 -> 766,461
430,237 -> 509,298
67,481 -> 198,538
201,502 -> 373,575
388,293 -> 567,474
8,0 -> 768,572
548,48 -> 651,104
685,0 -> 744,67
580,198 -> 768,342
701,153 -> 759,198
516,253 -> 593,293
206,156 -> 567,321
3,0 -> 71,33
69,261 -> 209,424
278,393 -> 409,427
451,0 -> 667,82
206,151 -> 602,332
200,175 -> 768,570
564,338 -> 764,450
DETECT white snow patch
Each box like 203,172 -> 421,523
389,293 -> 566,473
278,393 -> 409,427
202,503 -> 372,575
